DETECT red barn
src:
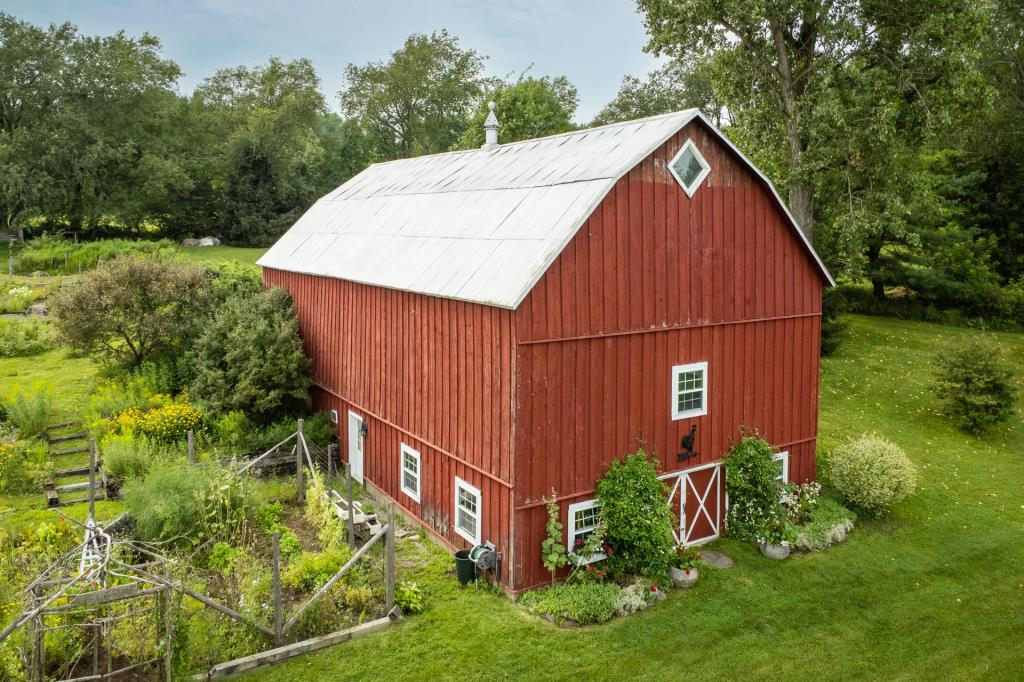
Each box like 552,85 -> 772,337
259,109 -> 834,593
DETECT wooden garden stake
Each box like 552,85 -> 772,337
346,468 -> 355,548
187,429 -> 195,463
296,419 -> 305,504
386,504 -> 395,611
88,439 -> 96,518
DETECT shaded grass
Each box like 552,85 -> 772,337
243,315 -> 1024,681
174,245 -> 267,267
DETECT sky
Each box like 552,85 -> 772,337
3,0 -> 665,122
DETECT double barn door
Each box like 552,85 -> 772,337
663,462 -> 724,546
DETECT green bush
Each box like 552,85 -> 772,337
188,287 -> 310,423
0,318 -> 56,357
15,236 -> 174,275
932,337 -> 1018,433
395,580 -> 425,614
595,446 -> 675,578
100,434 -> 172,482
283,547 -> 355,592
524,582 -> 622,625
3,383 -> 55,438
723,436 -> 784,542
0,439 -> 50,494
793,497 -> 856,552
827,434 -> 917,516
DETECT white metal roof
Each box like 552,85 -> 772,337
258,109 -> 834,308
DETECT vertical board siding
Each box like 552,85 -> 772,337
262,269 -> 516,584
511,119 -> 825,590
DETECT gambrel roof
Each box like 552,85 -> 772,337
258,110 -> 834,308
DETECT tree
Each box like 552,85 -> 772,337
340,30 -> 487,159
188,287 -> 310,423
459,73 -> 578,148
591,56 -> 725,126
50,256 -> 206,367
635,0 -> 986,245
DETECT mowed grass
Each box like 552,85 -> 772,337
174,245 -> 267,267
244,315 -> 1024,682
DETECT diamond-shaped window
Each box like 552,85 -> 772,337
668,139 -> 711,197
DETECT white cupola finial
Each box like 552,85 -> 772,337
482,101 -> 499,150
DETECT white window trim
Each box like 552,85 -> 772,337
329,409 -> 338,424
453,476 -> 481,545
773,451 -> 790,484
566,499 -> 606,564
668,138 -> 712,197
400,443 -> 421,503
671,361 -> 709,420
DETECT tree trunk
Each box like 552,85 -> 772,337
872,278 -> 885,300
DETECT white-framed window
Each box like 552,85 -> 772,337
773,451 -> 789,484
567,500 -> 605,564
329,409 -> 339,424
671,361 -> 708,420
668,138 -> 711,197
400,444 -> 421,503
454,477 -> 481,545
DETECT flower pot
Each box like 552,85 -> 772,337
758,541 -> 791,560
669,566 -> 699,588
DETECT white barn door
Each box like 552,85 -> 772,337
347,411 -> 364,483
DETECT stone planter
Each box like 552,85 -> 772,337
758,541 -> 791,560
669,566 -> 699,588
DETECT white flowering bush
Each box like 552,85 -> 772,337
827,434 -> 917,516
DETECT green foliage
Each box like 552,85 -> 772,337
395,580 -> 425,614
591,56 -> 724,126
781,481 -> 821,526
188,287 -> 310,423
459,74 -> 578,148
932,338 -> 1018,433
792,497 -> 856,552
0,438 -> 49,493
540,490 -> 568,581
820,287 -> 848,356
722,436 -> 783,542
594,446 -> 675,578
341,30 -> 486,159
123,461 -> 255,545
669,545 -> 702,571
100,433 -> 169,482
0,318 -> 56,357
2,382 -> 55,438
50,255 -> 207,367
524,582 -> 622,625
283,546 -> 355,592
206,541 -> 238,572
827,434 -> 917,516
14,236 -> 173,274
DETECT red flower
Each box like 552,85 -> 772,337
587,565 -> 595,572
650,585 -> 657,592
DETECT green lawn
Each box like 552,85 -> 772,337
174,245 -> 267,267
242,315 -> 1023,681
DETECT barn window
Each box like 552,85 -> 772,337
567,500 -> 606,564
454,477 -> 481,544
329,409 -> 338,424
668,139 -> 711,197
671,361 -> 708,420
773,451 -> 789,484
400,444 -> 421,503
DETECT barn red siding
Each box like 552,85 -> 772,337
510,120 -> 824,590
262,270 -> 517,584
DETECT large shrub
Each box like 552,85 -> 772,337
827,434 -> 917,516
188,287 -> 310,423
932,338 -> 1017,433
50,255 -> 206,367
723,436 -> 784,542
3,383 -> 55,438
595,446 -> 675,578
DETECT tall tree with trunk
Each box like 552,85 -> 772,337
459,73 -> 578,149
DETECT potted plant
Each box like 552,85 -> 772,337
668,546 -> 701,588
756,514 -> 796,560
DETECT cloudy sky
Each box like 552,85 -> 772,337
5,0 -> 664,122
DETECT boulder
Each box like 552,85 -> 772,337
25,302 -> 48,316
181,238 -> 201,247
29,270 -> 49,277
197,236 -> 221,246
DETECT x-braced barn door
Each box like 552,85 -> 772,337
663,462 -> 723,546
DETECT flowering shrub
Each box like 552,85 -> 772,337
0,439 -> 50,493
781,481 -> 821,525
96,401 -> 202,443
827,434 -> 917,515
754,512 -> 797,547
723,436 -> 784,542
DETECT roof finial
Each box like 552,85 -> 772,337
482,101 -> 499,150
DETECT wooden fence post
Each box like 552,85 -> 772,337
346,468 -> 355,548
326,444 -> 335,493
272,531 -> 282,645
296,419 -> 305,505
87,439 -> 96,519
187,429 -> 195,464
386,504 -> 395,612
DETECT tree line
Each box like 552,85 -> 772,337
1,4 -> 1022,322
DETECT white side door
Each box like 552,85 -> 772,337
347,411 -> 364,484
